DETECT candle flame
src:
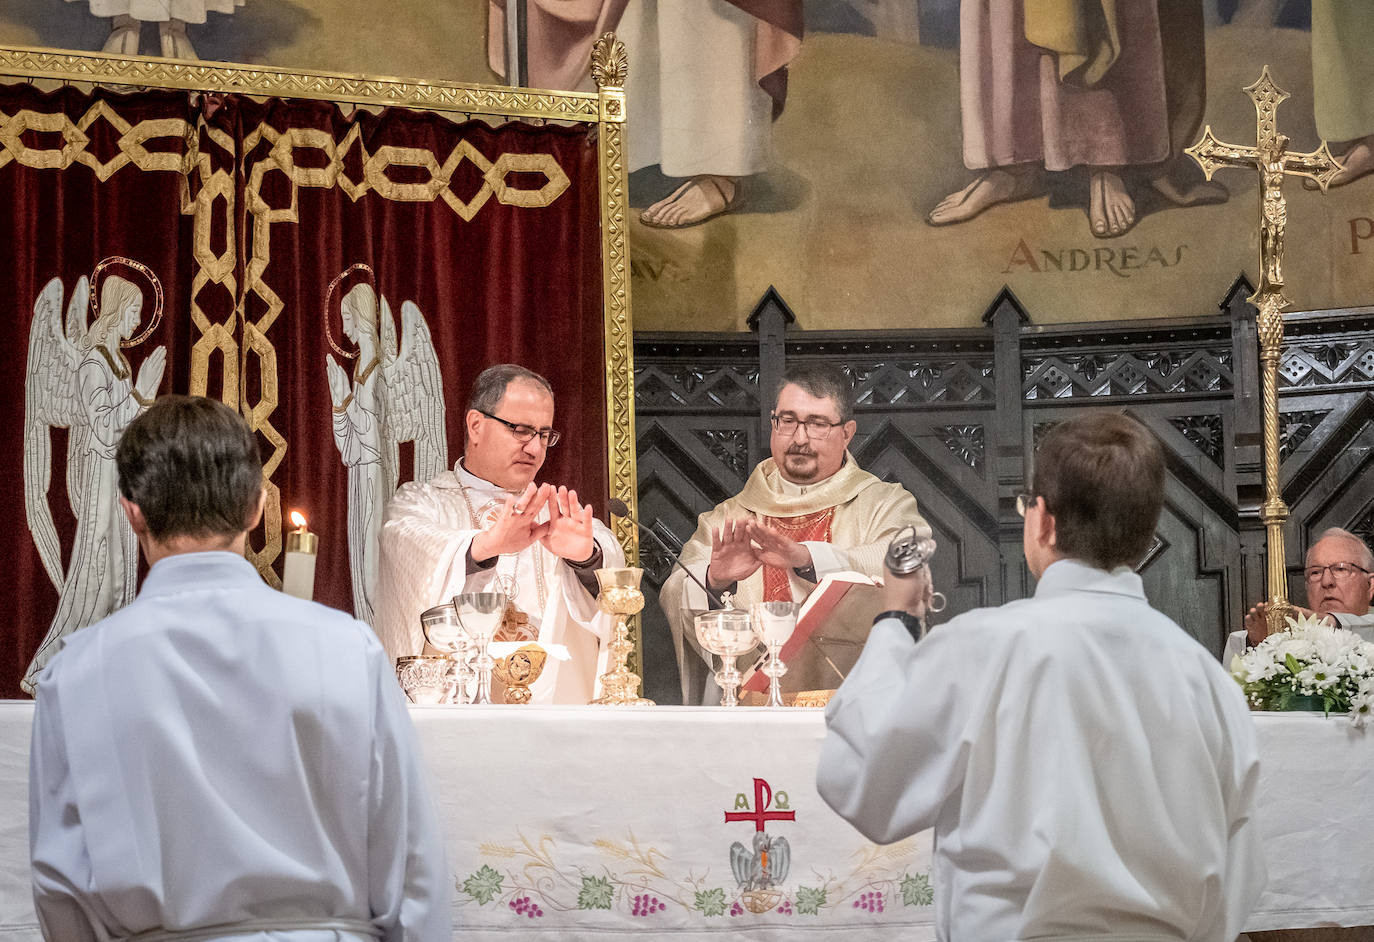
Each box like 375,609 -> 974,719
290,511 -> 307,528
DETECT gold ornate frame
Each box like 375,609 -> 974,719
0,37 -> 642,660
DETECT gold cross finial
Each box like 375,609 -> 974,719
1185,68 -> 1342,639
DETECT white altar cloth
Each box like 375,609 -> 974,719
0,704 -> 1370,939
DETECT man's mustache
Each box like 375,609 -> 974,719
786,446 -> 816,458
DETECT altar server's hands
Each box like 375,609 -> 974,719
541,486 -> 596,562
471,483 -> 553,562
882,564 -> 935,619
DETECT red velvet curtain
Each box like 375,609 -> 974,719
1,82 -> 607,697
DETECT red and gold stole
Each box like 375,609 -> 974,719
761,507 -> 835,601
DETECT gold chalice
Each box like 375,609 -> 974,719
590,567 -> 654,706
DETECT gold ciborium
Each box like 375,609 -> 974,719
590,567 -> 655,706
491,644 -> 548,704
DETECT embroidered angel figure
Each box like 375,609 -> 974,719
23,261 -> 166,692
325,266 -> 448,625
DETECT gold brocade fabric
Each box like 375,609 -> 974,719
734,454 -> 886,518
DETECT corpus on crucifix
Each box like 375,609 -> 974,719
1186,66 -> 1343,638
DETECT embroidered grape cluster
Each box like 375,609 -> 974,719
631,894 -> 665,916
853,891 -> 885,913
778,899 -> 794,915
729,901 -> 744,916
510,896 -> 544,918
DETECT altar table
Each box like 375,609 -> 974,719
0,704 -> 1371,940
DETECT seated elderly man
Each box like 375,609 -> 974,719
1223,526 -> 1374,662
375,363 -> 624,703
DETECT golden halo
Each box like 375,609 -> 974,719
324,262 -> 375,361
88,257 -> 165,349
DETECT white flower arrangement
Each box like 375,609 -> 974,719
1231,612 -> 1374,727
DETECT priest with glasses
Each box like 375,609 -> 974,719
660,363 -> 930,703
1223,526 -> 1374,662
375,364 -> 623,704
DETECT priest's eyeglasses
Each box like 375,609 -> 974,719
1304,562 -> 1372,583
478,410 -> 560,447
770,412 -> 845,438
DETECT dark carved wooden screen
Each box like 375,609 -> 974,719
633,278 -> 1374,704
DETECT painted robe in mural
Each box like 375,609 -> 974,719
487,0 -> 802,175
959,0 -> 1206,171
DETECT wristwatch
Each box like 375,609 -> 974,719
874,609 -> 924,642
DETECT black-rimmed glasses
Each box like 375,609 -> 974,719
770,412 -> 845,439
1304,562 -> 1372,583
478,409 -> 560,447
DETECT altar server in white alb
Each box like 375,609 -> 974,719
376,363 -> 623,703
29,394 -> 450,942
818,411 -> 1266,942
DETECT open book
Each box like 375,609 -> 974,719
740,571 -> 884,693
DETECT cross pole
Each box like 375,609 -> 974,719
1185,66 -> 1343,638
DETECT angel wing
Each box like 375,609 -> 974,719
380,297 -> 448,481
24,277 -> 85,589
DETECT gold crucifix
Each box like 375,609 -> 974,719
1185,66 -> 1343,638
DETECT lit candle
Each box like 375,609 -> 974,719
282,510 -> 318,600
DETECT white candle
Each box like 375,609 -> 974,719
282,510 -> 318,600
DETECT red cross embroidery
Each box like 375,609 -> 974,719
724,777 -> 796,832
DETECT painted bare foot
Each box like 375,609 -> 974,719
1090,169 -> 1135,237
640,175 -> 738,229
1150,175 -> 1228,207
102,14 -> 141,55
159,19 -> 198,60
1304,137 -> 1374,189
927,169 -> 1035,226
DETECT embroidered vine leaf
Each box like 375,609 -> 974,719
795,885 -> 826,915
694,887 -> 727,917
900,872 -> 934,907
578,875 -> 615,910
462,864 -> 503,904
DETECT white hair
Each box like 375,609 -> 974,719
1308,527 -> 1374,571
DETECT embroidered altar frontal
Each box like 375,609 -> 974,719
0,80 -> 609,697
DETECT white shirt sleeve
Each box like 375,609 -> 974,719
817,618 -> 975,844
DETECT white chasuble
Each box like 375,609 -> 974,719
375,462 -> 623,704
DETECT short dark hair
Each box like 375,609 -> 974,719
116,395 -> 262,541
1030,412 -> 1164,570
467,364 -> 554,414
775,362 -> 854,423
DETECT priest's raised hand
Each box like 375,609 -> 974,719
748,519 -> 812,571
469,482 -> 554,562
542,485 -> 597,563
706,518 -> 763,590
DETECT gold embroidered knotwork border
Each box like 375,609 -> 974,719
237,121 -> 575,578
1,40 -> 640,664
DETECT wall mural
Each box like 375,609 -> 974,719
493,0 -> 1374,331
4,1 -> 1368,330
